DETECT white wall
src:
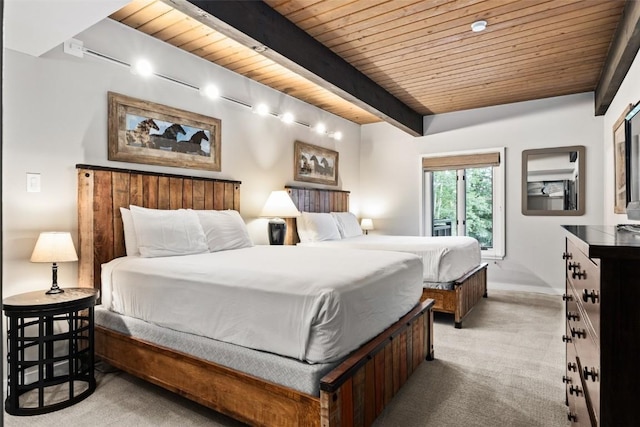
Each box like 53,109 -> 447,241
603,50 -> 640,225
2,18 -> 361,298
360,93 -> 604,294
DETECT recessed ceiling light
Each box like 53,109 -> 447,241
253,45 -> 268,53
471,20 -> 487,32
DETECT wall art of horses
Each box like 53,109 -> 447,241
293,140 -> 339,186
108,92 -> 221,171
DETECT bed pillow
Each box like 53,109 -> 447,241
196,210 -> 253,252
331,212 -> 363,238
129,205 -> 209,258
120,207 -> 140,256
298,212 -> 341,242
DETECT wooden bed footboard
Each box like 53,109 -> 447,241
96,299 -> 434,427
421,263 -> 488,329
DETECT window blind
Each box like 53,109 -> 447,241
422,152 -> 500,171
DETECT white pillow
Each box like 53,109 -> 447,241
120,207 -> 139,256
331,212 -> 363,238
298,212 -> 341,242
129,205 -> 209,258
196,210 -> 253,252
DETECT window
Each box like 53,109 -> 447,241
423,148 -> 505,259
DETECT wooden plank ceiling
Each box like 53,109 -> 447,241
111,0 -> 625,128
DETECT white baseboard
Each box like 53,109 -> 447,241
4,360 -> 69,392
488,281 -> 563,295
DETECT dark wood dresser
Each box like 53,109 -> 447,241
562,225 -> 640,426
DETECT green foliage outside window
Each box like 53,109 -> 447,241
432,167 -> 493,249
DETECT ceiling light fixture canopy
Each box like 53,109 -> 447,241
471,20 -> 487,32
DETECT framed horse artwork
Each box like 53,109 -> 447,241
108,92 -> 221,171
293,140 -> 339,186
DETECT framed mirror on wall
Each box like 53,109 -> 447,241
522,145 -> 585,216
625,101 -> 640,219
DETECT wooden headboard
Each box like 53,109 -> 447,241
284,185 -> 350,245
76,164 -> 241,294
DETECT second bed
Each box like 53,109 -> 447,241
285,185 -> 488,328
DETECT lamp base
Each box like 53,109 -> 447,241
268,219 -> 287,245
46,286 -> 64,295
46,263 -> 65,294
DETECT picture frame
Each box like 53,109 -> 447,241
294,140 -> 339,186
613,104 -> 632,213
108,92 -> 221,171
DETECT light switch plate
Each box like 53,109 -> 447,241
27,173 -> 41,193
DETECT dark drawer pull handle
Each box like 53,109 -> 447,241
562,375 -> 572,384
567,362 -> 577,372
582,289 -> 600,304
572,270 -> 586,279
567,312 -> 579,321
569,385 -> 583,396
568,412 -> 577,422
570,328 -> 586,339
563,252 -> 572,260
562,294 -> 573,302
568,262 -> 580,271
583,366 -> 599,382
562,335 -> 572,343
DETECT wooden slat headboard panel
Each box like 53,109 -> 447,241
284,185 -> 349,245
77,164 -> 241,293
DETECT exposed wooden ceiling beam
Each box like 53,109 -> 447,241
595,0 -> 640,115
176,0 -> 424,136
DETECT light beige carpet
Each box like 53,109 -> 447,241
4,290 -> 569,427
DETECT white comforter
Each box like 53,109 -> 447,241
298,235 -> 481,283
101,246 -> 423,364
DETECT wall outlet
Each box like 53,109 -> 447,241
27,173 -> 41,193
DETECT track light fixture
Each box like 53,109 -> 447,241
63,38 -> 343,140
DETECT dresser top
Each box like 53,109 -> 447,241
562,225 -> 640,259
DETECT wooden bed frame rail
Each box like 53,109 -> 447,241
96,299 -> 434,427
78,165 -> 435,427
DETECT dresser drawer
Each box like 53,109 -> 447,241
568,302 -> 600,425
565,346 -> 591,426
566,239 -> 600,338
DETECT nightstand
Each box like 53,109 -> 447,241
3,287 -> 99,415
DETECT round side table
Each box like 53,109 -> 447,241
3,287 -> 99,416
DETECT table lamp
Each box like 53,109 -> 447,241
30,232 -> 79,294
260,191 -> 301,245
360,218 -> 374,235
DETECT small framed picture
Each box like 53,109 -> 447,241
294,140 -> 338,186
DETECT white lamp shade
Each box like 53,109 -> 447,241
360,218 -> 374,231
260,191 -> 301,218
30,232 -> 78,263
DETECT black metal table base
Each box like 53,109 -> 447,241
4,289 -> 97,416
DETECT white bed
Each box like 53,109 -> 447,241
78,165 -> 435,427
298,234 -> 480,286
101,245 -> 423,364
285,189 -> 488,329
